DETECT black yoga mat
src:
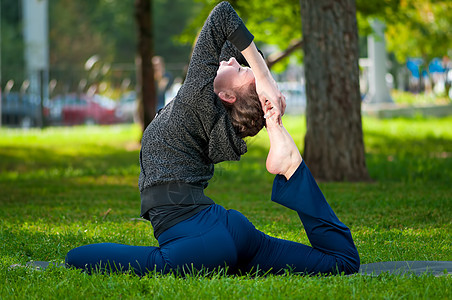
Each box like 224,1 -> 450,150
359,261 -> 452,276
11,260 -> 452,276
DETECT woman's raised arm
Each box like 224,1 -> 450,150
241,42 -> 286,120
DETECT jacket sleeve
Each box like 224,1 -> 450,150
178,1 -> 254,108
219,41 -> 248,65
219,40 -> 265,67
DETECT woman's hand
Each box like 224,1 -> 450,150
255,74 -> 286,123
241,42 -> 286,123
263,100 -> 279,123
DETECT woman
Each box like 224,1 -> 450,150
66,1 -> 360,276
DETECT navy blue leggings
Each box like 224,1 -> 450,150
65,161 -> 360,275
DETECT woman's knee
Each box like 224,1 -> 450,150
65,243 -> 163,275
65,243 -> 115,272
334,248 -> 360,275
65,245 -> 88,269
344,250 -> 360,275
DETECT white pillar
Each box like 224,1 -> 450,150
22,0 -> 49,125
0,2 -> 2,127
365,19 -> 393,104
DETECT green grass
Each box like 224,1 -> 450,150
0,117 -> 451,299
391,90 -> 451,106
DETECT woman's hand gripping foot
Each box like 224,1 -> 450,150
264,101 -> 302,180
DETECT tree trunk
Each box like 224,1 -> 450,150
135,0 -> 156,133
300,0 -> 370,181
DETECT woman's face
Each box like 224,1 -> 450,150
214,57 -> 255,93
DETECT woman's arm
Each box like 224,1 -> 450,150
219,41 -> 248,66
242,42 -> 286,120
179,2 -> 253,107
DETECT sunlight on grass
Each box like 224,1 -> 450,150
391,90 -> 451,106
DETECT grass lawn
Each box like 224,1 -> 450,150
0,116 -> 451,299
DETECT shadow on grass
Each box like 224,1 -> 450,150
0,220 -> 156,265
0,121 -> 450,241
0,174 -> 141,221
0,143 -> 140,178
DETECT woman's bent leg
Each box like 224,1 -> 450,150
226,200 -> 358,275
246,162 -> 360,275
65,206 -> 239,276
250,104 -> 359,275
65,243 -> 168,275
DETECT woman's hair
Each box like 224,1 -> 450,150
223,81 -> 265,138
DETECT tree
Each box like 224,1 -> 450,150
135,0 -> 156,132
300,0 -> 369,181
135,0 -> 203,132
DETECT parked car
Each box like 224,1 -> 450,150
55,94 -> 119,126
115,91 -> 138,123
47,95 -> 70,125
1,92 -> 49,128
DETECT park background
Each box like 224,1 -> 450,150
0,0 -> 451,299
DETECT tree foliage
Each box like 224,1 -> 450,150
184,0 -> 451,66
1,0 -> 201,89
2,0 -> 449,91
154,0 -> 202,68
180,0 -> 301,71
48,0 -> 116,69
1,0 -> 25,84
383,1 -> 452,62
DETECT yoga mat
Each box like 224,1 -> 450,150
10,261 -> 64,271
359,261 -> 452,277
11,260 -> 452,277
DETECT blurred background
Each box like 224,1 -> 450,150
0,0 -> 451,129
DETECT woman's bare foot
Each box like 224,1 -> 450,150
264,103 -> 302,180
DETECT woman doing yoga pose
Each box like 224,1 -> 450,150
65,1 -> 360,276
